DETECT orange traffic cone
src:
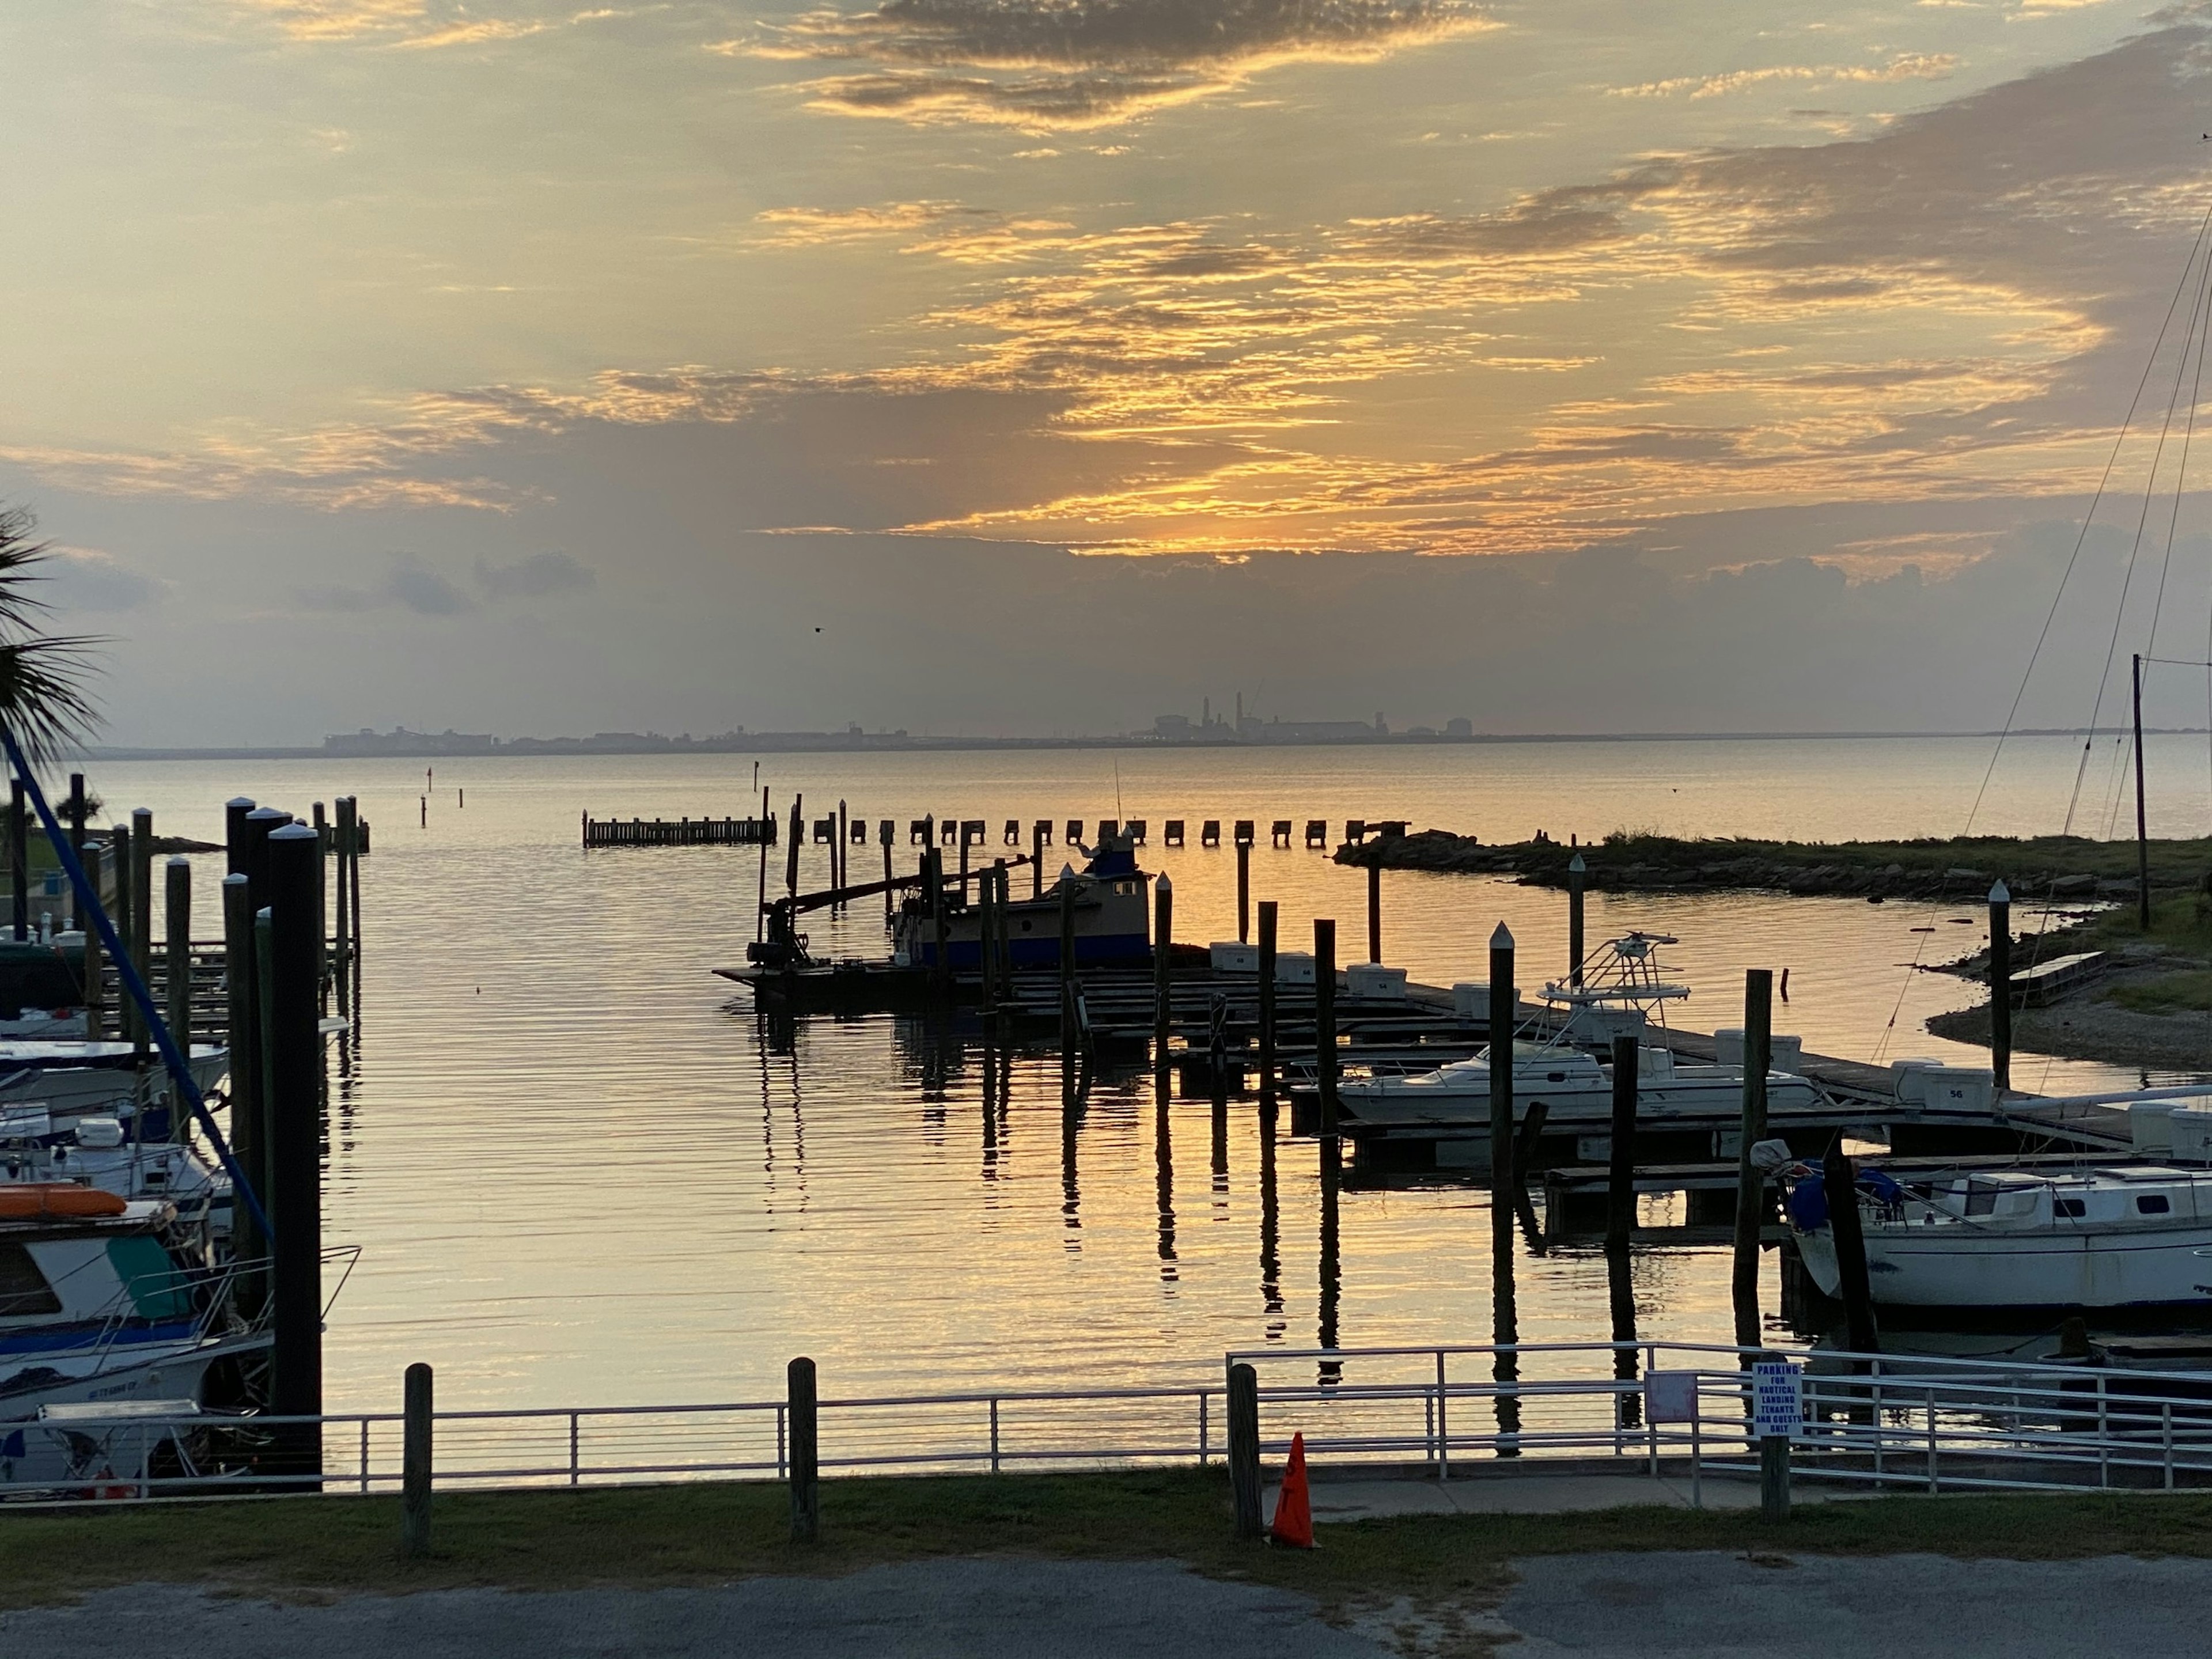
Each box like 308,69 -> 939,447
1269,1431 -> 1315,1548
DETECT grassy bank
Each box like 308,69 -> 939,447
7,1472 -> 2212,1615
1343,828 -> 2212,902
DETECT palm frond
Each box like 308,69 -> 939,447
0,505 -> 105,768
0,505 -> 59,637
0,637 -> 103,766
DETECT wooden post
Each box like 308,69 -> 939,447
1153,873 -> 1174,1060
1256,901 -> 1278,1101
1488,924 -> 1516,1192
130,808 -> 152,1062
1821,1142 -> 1879,1355
990,859 -> 1009,998
788,1356 -> 819,1544
1366,862 -> 1381,965
345,798 -> 363,1018
310,803 -> 328,1016
1759,1365 -> 1792,1525
79,842 -> 104,1039
785,796 -> 802,900
165,857 -> 191,1082
1032,820 -> 1044,901
1988,880 -> 2012,1096
1058,873 -> 1077,1032
1733,969 -> 1773,1351
1488,922 -> 1520,1455
110,820 -> 134,1044
1227,1361 -> 1262,1539
2134,652 -> 2152,930
402,1362 -> 433,1558
1236,839 -> 1250,945
333,798 -> 355,1019
65,772 -> 85,858
1568,853 -> 1586,986
268,823 -> 325,1488
881,821 -> 894,918
1314,918 -> 1338,1134
222,872 -> 263,1264
929,844 -> 948,989
1607,1033 -> 1637,1253
8,778 -> 25,942
838,800 -> 848,896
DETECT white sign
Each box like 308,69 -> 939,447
1752,1360 -> 1802,1438
1645,1371 -> 1699,1424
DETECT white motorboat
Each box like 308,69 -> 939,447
1338,1040 -> 1830,1130
0,1191 -> 270,1494
1789,1162 -> 2212,1312
1337,931 -> 1827,1131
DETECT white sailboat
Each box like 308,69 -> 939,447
1788,1161 -> 2212,1312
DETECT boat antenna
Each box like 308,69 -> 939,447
1113,757 -> 1124,823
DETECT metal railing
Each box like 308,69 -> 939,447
12,1340 -> 2212,1503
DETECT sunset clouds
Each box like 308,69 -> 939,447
5,0 -> 2207,739
736,0 -> 1493,127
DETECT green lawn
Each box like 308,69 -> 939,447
6,1472 -> 2212,1617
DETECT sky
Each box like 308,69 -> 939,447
12,1 -> 2212,743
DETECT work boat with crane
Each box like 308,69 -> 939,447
714,834 -> 1153,1003
893,836 -> 1152,971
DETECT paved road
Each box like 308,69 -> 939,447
12,1550 -> 2212,1656
0,1560 -> 1392,1659
1497,1551 -> 2212,1657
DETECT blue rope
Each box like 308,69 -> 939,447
0,726 -> 275,1243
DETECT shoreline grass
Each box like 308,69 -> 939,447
7,1472 -> 2212,1615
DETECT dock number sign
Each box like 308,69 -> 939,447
1752,1361 -> 1802,1439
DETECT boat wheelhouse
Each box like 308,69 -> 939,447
893,834 -> 1152,971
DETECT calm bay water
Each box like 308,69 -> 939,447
75,735 -> 2211,1411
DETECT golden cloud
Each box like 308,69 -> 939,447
725,0 -> 1497,128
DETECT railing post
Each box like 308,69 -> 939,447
1436,1350 -> 1450,1481
789,1356 -> 819,1545
1926,1388 -> 1938,1495
1228,1361 -> 1262,1540
2165,1403 -> 2175,1491
570,1412 -> 581,1486
402,1362 -> 433,1558
990,1397 -> 1001,1475
1198,1388 -> 1209,1465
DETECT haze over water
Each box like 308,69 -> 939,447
78,734 -> 2210,1411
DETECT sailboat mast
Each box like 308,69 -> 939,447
2133,652 -> 2152,929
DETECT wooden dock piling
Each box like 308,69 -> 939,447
1236,838 -> 1250,944
1257,901 -> 1278,1100
1031,821 -> 1045,899
1607,1033 -> 1638,1252
268,821 -> 326,1488
1821,1142 -> 1879,1354
1733,969 -> 1772,1350
110,820 -> 134,1044
79,843 -> 104,1038
333,798 -> 355,1018
1154,873 -> 1173,1059
1568,853 -> 1586,986
65,773 -> 85,859
165,858 -> 191,1095
1314,918 -> 1338,1135
222,871 -> 260,1260
1227,1361 -> 1262,1539
130,808 -> 153,1059
1366,862 -> 1381,965
1988,880 -> 2012,1094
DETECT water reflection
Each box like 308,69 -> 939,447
1259,1099 -> 1283,1339
1154,1072 -> 1177,1283
1317,1137 -> 1342,1385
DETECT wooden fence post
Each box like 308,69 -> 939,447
1228,1361 -> 1262,1539
402,1362 -> 433,1557
789,1356 -> 819,1544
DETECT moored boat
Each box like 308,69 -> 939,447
1787,1161 -> 2212,1313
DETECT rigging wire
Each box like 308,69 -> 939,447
1869,190 -> 2212,1065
